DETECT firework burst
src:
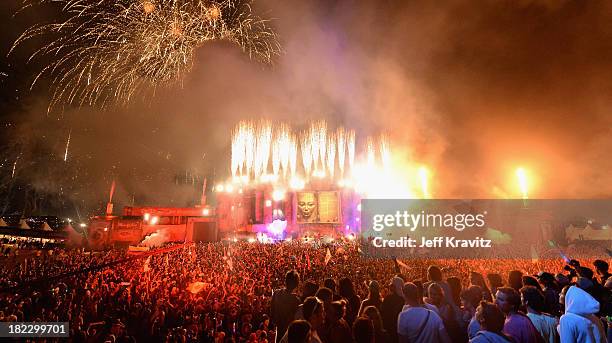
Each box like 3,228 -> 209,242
11,0 -> 281,110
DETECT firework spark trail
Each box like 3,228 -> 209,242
231,127 -> 241,177
379,134 -> 390,170
308,124 -> 320,171
11,159 -> 18,179
231,121 -> 396,183
11,0 -> 281,110
301,133 -> 313,177
288,136 -> 297,176
63,129 -> 72,162
231,120 -> 251,176
347,130 -> 355,171
317,121 -> 327,170
241,121 -> 255,176
326,134 -> 336,177
366,136 -> 376,167
278,125 -> 291,176
254,121 -> 271,177
271,138 -> 281,176
336,128 -> 346,176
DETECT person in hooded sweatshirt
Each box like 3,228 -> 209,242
470,301 -> 515,343
558,286 -> 607,343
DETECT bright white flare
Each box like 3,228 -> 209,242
418,166 -> 430,198
516,167 -> 528,199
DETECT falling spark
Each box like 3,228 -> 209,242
63,129 -> 71,162
11,159 -> 17,178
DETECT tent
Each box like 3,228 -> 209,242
19,219 -> 31,230
41,222 -> 53,231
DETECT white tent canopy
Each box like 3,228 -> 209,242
19,219 -> 31,230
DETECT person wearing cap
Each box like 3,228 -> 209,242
358,281 -> 382,316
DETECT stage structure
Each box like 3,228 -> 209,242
88,120 -> 428,247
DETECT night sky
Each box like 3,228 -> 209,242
1,0 -> 611,219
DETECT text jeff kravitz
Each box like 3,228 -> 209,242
371,236 -> 492,248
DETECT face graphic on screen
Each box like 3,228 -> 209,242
297,192 -> 317,222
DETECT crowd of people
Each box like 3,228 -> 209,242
0,240 -> 609,342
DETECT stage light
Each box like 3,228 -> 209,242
289,177 -> 305,190
79,223 -> 87,228
272,190 -> 285,201
313,170 -> 325,178
103,227 -> 108,232
357,203 -> 361,212
150,216 -> 159,225
216,184 -> 225,192
265,200 -> 272,207
202,208 -> 210,216
143,213 -> 150,221
226,184 -> 234,193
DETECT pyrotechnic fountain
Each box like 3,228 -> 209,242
226,119 -> 428,199
214,119 -> 434,240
